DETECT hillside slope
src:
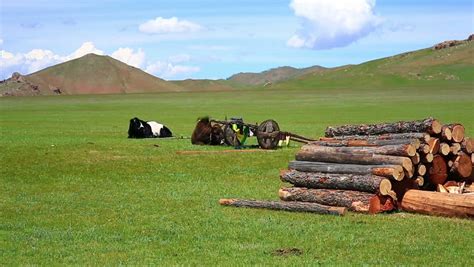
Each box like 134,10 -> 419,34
227,65 -> 325,86
0,54 -> 182,96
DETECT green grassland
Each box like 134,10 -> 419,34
1,86 -> 474,265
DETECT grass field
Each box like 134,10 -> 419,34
1,87 -> 473,265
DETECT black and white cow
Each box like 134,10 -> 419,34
128,117 -> 173,138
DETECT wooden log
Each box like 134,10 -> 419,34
415,176 -> 424,187
324,118 -> 442,137
391,178 -> 420,202
280,169 -> 394,193
400,190 -> 474,218
450,143 -> 461,155
218,198 -> 346,216
369,195 -> 396,214
288,161 -> 405,180
427,137 -> 440,154
300,143 -> 416,157
310,138 -> 420,148
417,164 -> 427,176
450,152 -> 473,178
411,152 -> 420,165
428,155 -> 448,185
447,124 -> 465,143
419,144 -> 430,155
279,188 -> 373,212
440,125 -> 452,141
422,153 -> 434,163
439,142 -> 451,156
320,132 -> 429,141
296,148 -> 413,173
461,137 -> 473,154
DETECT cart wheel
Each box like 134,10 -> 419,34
257,119 -> 280,149
224,124 -> 240,147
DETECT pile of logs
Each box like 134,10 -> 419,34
220,118 -> 474,218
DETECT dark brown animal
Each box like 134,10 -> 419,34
191,117 -> 224,145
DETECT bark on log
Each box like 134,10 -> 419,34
296,148 -> 413,173
428,155 -> 448,185
219,198 -> 346,216
288,161 -> 405,180
439,142 -> 451,156
369,195 -> 396,214
427,138 -> 440,154
411,153 -> 420,165
325,118 -> 442,137
450,143 -> 461,155
400,190 -> 474,218
447,124 -> 465,143
300,143 -> 416,157
450,152 -> 473,178
279,187 -> 373,212
440,125 -> 452,141
320,132 -> 429,141
280,169 -> 393,193
310,138 -> 420,148
461,137 -> 473,154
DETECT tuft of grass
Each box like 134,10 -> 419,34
1,87 -> 473,265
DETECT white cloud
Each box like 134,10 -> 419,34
139,17 -> 202,34
0,38 -> 3,45
66,41 -> 104,60
287,0 -> 382,49
145,61 -> 200,79
111,47 -> 145,68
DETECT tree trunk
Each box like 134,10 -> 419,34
296,148 -> 413,173
428,155 -> 448,185
411,152 -> 420,164
447,124 -> 465,143
324,117 -> 441,137
288,160 -> 405,180
422,153 -> 434,163
419,144 -> 430,154
417,164 -> 427,176
450,152 -> 473,178
439,142 -> 451,156
440,125 -> 452,141
320,132 -> 429,141
310,139 -> 420,148
301,143 -> 416,157
279,187 -> 373,212
280,169 -> 393,193
400,190 -> 474,218
219,198 -> 346,216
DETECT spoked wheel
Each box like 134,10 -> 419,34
224,124 -> 240,147
257,119 -> 280,149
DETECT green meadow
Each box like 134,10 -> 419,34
1,87 -> 473,265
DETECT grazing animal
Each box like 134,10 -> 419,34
128,117 -> 173,138
191,117 -> 224,145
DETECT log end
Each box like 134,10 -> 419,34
219,198 -> 236,205
451,124 -> 465,143
431,119 -> 442,135
452,153 -> 473,178
379,179 -> 393,196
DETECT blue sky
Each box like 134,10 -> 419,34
0,0 -> 472,80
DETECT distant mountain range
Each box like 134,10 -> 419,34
1,35 -> 472,96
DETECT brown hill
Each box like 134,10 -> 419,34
0,53 -> 182,96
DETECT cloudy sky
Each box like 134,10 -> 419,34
0,0 -> 472,80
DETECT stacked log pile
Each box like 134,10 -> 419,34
281,118 -> 474,217
220,118 -> 473,218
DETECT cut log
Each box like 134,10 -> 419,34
450,143 -> 461,155
447,124 -> 465,143
439,142 -> 451,156
440,125 -> 452,141
400,190 -> 474,218
320,132 -> 429,141
300,143 -> 416,157
280,169 -> 394,193
325,118 -> 442,137
422,153 -> 434,163
450,152 -> 473,178
411,152 -> 420,165
428,155 -> 448,185
415,176 -> 424,187
218,198 -> 346,216
288,161 -> 405,180
417,164 -> 427,176
461,137 -> 473,154
310,138 -> 420,148
419,144 -> 430,154
427,137 -> 440,154
296,148 -> 413,173
279,187 -> 373,212
369,195 -> 396,214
